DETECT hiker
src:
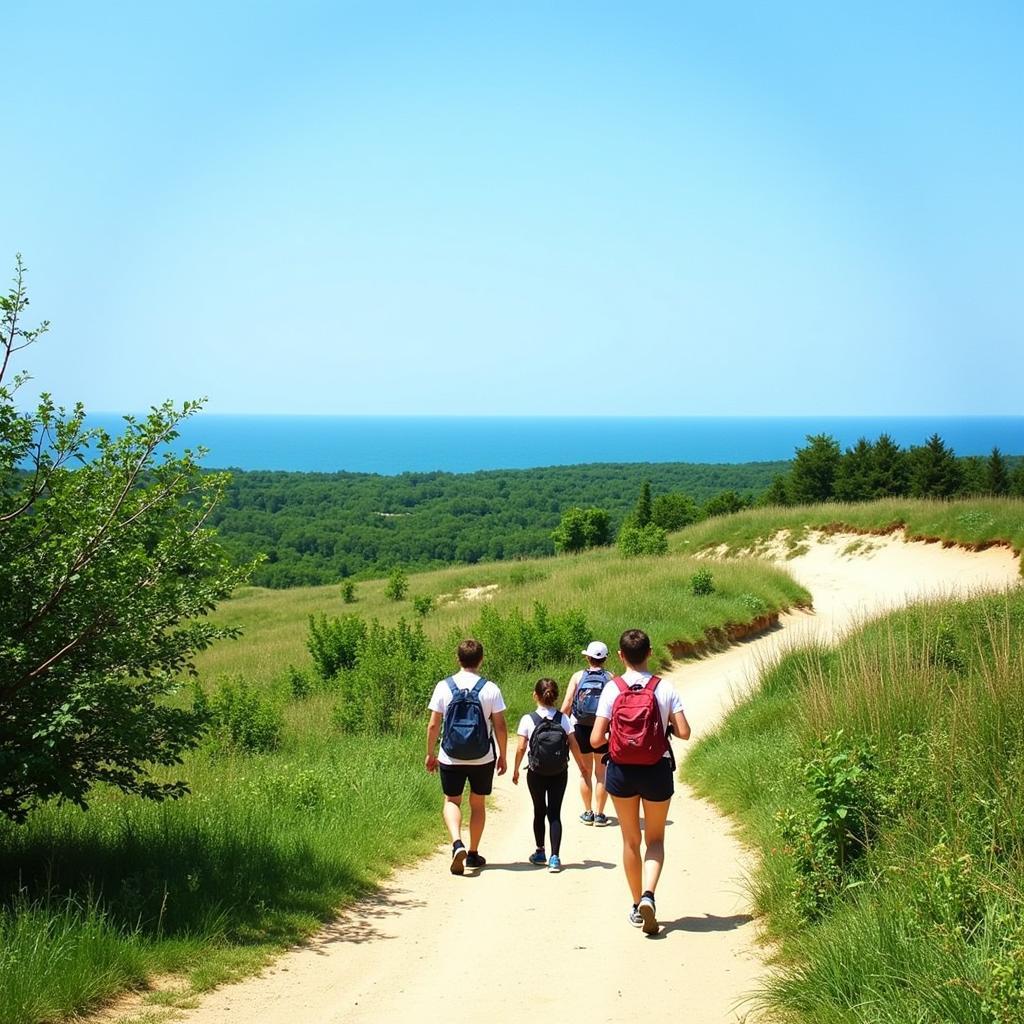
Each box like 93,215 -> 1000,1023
512,677 -> 587,872
590,628 -> 691,935
425,638 -> 508,875
561,640 -> 613,826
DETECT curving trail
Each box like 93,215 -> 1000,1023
165,533 -> 1018,1024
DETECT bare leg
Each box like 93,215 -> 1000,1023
443,795 -> 463,843
578,752 -> 595,812
640,797 -> 671,894
468,791 -> 487,851
594,756 -> 609,815
610,794 -> 643,904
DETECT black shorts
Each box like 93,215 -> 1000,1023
604,758 -> 674,802
439,761 -> 496,797
574,722 -> 608,756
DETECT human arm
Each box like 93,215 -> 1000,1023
590,715 -> 610,752
512,735 -> 528,784
670,709 -> 691,742
560,672 -> 579,716
425,710 -> 443,771
492,710 -> 508,775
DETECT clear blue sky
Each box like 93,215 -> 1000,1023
5,1 -> 1022,415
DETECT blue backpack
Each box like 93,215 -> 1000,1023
441,677 -> 493,760
572,668 -> 609,726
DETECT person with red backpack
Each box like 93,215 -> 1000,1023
425,639 -> 508,875
512,678 -> 587,872
590,629 -> 691,935
560,641 -> 613,826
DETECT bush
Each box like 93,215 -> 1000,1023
307,613 -> 366,679
617,523 -> 669,557
287,664 -> 312,700
204,677 -> 282,753
412,595 -> 434,617
689,567 -> 715,596
473,601 -> 589,677
385,567 -> 409,601
341,581 -> 357,604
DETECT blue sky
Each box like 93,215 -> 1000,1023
5,1 -> 1022,415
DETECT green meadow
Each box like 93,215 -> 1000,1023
0,545 -> 806,1024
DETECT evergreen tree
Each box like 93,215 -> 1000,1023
1011,463 -> 1024,498
789,434 -> 842,504
758,474 -> 791,507
909,434 -> 962,498
987,446 -> 1010,495
635,480 -> 653,527
833,438 -> 874,501
870,433 -> 909,497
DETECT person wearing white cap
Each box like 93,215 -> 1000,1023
560,640 -> 613,825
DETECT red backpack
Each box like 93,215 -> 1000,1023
608,675 -> 669,766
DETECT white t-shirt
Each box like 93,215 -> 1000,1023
595,669 -> 684,761
517,706 -> 572,740
428,670 -> 507,766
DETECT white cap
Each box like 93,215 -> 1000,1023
582,641 -> 609,660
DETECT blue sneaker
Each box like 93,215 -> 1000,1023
528,849 -> 547,866
594,813 -> 610,827
548,855 -> 562,873
579,810 -> 595,825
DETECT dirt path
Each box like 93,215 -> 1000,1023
168,533 -> 1019,1024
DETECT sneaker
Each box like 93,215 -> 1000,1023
594,813 -> 609,827
465,852 -> 486,869
579,810 -> 595,825
629,904 -> 644,928
450,842 -> 467,875
528,849 -> 547,866
638,894 -> 659,935
548,855 -> 562,873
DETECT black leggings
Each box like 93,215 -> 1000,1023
527,770 -> 568,855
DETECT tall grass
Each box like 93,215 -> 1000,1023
685,589 -> 1024,1023
2,545 -> 808,1023
674,496 -> 1024,572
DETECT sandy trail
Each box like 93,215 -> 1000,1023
171,533 -> 1019,1024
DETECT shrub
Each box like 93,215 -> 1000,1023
307,613 -> 366,679
690,567 -> 715,596
205,677 -> 282,753
473,601 -> 589,676
385,567 -> 408,601
287,664 -> 312,700
412,595 -> 434,617
617,523 -> 669,557
341,581 -> 357,604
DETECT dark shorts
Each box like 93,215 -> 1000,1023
574,722 -> 608,756
439,761 -> 496,797
604,758 -> 674,802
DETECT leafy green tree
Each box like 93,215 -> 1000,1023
617,523 -> 669,557
1012,463 -> 1024,498
552,506 -> 611,553
758,474 -> 791,507
870,433 -> 909,497
0,257 -> 251,822
986,446 -> 1011,495
385,567 -> 409,601
703,490 -> 747,519
341,580 -> 357,603
651,492 -> 699,531
833,438 -> 875,502
789,434 -> 842,504
635,480 -> 653,527
412,594 -> 434,617
909,434 -> 962,498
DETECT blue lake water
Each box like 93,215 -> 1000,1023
86,415 -> 1024,475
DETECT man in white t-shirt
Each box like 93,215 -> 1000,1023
590,628 -> 691,935
425,638 -> 508,875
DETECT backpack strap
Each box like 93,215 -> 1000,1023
470,677 -> 488,695
530,711 -> 543,728
446,676 -> 458,697
644,675 -> 661,693
612,675 -> 629,695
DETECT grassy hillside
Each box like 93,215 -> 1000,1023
0,545 -> 806,1024
673,496 -> 1024,572
684,588 -> 1024,1022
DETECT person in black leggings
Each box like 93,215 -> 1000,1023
512,678 -> 586,872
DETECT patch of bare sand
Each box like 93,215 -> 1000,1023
114,535 -> 1020,1024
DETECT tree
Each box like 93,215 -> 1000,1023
870,433 -> 909,497
385,566 -> 409,601
617,522 -> 668,557
702,490 -> 747,519
986,446 -> 1010,496
635,480 -> 653,527
0,257 -> 252,822
789,434 -> 842,504
551,506 -> 611,553
833,438 -> 874,502
758,474 -> 791,507
908,433 -> 962,498
651,492 -> 699,531
1012,463 -> 1024,498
